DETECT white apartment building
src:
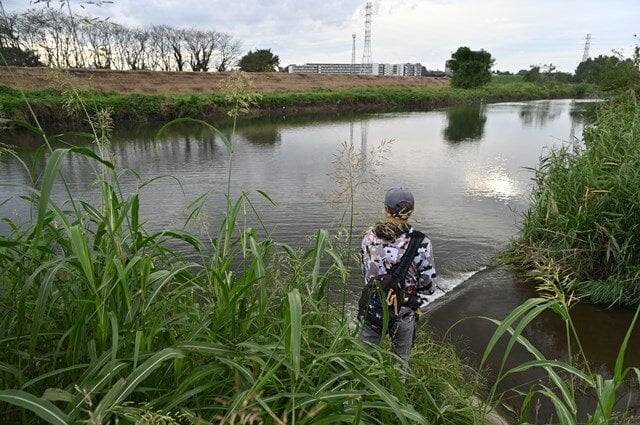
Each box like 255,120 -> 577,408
288,62 -> 424,77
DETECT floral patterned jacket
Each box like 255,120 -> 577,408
360,221 -> 436,311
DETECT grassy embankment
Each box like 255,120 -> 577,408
0,74 -> 596,127
503,91 -> 640,306
0,75 -> 488,423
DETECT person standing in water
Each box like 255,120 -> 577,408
357,187 -> 437,367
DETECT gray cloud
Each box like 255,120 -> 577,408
2,0 -> 639,71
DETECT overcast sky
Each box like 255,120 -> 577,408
3,0 -> 639,72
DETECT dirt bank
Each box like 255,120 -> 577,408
0,67 -> 449,94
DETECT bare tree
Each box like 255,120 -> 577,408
110,24 -> 130,70
13,11 -> 47,62
166,27 -> 187,71
25,8 -> 66,67
148,25 -> 173,71
0,11 -> 19,48
185,28 -> 217,72
7,6 -> 244,72
63,9 -> 85,67
214,32 -> 242,71
0,11 -> 41,65
121,27 -> 149,70
82,20 -> 117,69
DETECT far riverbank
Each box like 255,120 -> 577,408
0,67 -> 597,127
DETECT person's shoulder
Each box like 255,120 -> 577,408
408,225 -> 426,235
409,226 -> 430,241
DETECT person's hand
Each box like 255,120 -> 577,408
381,275 -> 398,293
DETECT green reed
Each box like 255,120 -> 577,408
0,72 -> 480,423
505,91 -> 640,306
482,90 -> 640,423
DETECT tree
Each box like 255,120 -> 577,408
446,46 -> 494,89
0,12 -> 41,66
238,48 -> 279,72
83,20 -> 116,69
7,8 -> 246,72
575,55 -> 639,90
166,28 -> 187,71
149,25 -> 175,71
523,65 -> 541,83
185,29 -> 217,72
215,32 -> 242,72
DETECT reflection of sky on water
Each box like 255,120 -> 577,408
464,163 -> 524,201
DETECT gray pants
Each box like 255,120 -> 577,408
357,306 -> 416,366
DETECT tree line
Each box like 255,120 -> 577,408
0,8 -> 243,72
447,45 -> 639,91
515,54 -> 639,91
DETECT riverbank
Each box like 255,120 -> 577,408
0,67 -> 451,93
504,91 -> 640,306
0,67 -> 596,127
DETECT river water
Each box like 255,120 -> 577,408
1,99 -> 638,420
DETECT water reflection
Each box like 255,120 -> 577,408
464,165 -> 522,201
238,123 -> 281,145
519,100 -> 563,127
443,104 -> 487,142
569,100 -> 598,124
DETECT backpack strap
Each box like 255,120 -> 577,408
390,230 -> 425,285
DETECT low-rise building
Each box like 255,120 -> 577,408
288,62 -> 425,77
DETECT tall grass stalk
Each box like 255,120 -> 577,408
0,72 -> 480,423
327,138 -> 391,317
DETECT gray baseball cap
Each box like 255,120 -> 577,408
384,187 -> 414,213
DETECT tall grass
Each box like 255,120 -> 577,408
505,91 -> 640,306
0,72 -> 481,423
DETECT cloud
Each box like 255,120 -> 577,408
3,0 -> 638,72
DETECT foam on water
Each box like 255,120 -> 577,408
423,266 -> 487,304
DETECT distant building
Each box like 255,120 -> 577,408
287,62 -> 425,77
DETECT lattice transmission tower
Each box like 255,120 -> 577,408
582,34 -> 591,63
361,2 -> 372,73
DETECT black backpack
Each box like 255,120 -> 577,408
357,230 -> 425,330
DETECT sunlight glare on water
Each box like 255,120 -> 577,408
464,164 -> 523,201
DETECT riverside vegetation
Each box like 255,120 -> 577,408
504,91 -> 640,307
2,71 -> 640,424
488,91 -> 640,423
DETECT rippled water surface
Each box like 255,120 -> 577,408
1,100 -> 592,267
